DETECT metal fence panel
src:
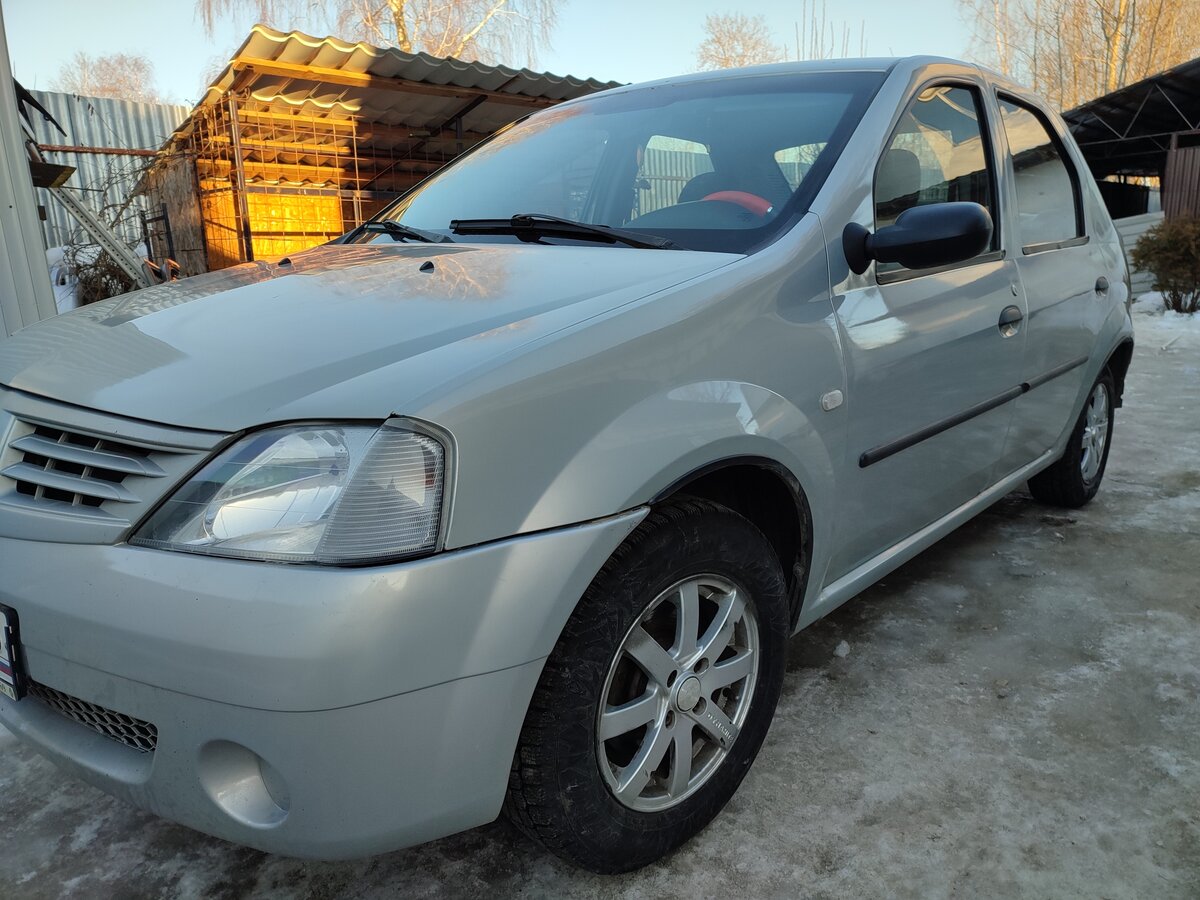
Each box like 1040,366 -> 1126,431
24,90 -> 189,249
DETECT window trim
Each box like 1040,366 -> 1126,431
871,79 -> 1004,285
995,92 -> 1088,255
876,249 -> 1006,285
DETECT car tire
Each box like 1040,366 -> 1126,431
504,498 -> 789,873
1028,369 -> 1115,509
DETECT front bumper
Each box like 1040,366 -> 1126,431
0,509 -> 644,858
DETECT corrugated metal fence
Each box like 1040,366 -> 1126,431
1114,210 -> 1163,296
24,90 -> 189,249
1164,136 -> 1200,220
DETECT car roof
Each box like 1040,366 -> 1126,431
560,56 -> 1052,120
603,56 -> 978,91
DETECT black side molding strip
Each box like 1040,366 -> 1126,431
1023,354 -> 1089,391
859,354 -> 1091,469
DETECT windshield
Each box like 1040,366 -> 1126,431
352,71 -> 884,253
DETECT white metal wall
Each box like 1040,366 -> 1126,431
26,90 -> 190,249
1114,210 -> 1163,297
0,4 -> 56,340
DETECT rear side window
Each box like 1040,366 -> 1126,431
874,84 -> 998,273
997,97 -> 1083,249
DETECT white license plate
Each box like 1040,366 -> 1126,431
0,604 -> 23,702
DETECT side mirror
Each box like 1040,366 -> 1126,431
842,202 -> 993,275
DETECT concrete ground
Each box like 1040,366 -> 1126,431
2,307 -> 1198,899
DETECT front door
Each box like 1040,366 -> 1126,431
828,82 -> 1026,579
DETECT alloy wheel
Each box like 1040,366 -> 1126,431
1080,382 -> 1110,483
596,575 -> 759,812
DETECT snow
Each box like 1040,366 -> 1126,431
1131,291 -> 1200,331
45,243 -> 150,316
45,246 -> 79,315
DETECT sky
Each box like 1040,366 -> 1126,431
3,0 -> 974,108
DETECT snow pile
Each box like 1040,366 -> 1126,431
45,243 -> 151,315
1131,292 -> 1200,332
1132,291 -> 1200,353
45,247 -> 79,315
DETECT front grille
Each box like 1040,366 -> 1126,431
5,423 -> 166,508
0,386 -> 226,544
29,681 -> 158,753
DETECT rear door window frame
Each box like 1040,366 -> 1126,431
995,92 -> 1089,255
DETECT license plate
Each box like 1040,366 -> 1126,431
0,604 -> 24,702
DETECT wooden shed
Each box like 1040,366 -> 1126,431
142,26 -> 620,276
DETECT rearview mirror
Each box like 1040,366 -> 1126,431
842,202 -> 993,275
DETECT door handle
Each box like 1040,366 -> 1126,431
998,305 -> 1023,338
1095,276 -> 1110,295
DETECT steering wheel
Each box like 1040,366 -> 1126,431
701,191 -> 773,217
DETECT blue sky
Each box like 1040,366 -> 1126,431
3,0 -> 973,106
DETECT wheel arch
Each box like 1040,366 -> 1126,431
652,456 -> 814,629
1104,338 -> 1134,408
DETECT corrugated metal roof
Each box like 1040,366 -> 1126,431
160,25 -> 622,156
26,90 -> 190,247
1063,56 -> 1200,177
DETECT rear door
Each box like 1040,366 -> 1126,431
995,95 -> 1107,464
828,81 -> 1027,579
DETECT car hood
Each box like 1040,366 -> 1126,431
0,243 -> 735,432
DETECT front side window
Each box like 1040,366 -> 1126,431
360,72 -> 884,254
997,97 -> 1083,249
874,84 -> 998,273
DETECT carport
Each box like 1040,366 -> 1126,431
1063,56 -> 1200,219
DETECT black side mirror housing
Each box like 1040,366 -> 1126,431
842,202 -> 993,275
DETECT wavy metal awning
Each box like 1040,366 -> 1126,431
161,25 -> 622,161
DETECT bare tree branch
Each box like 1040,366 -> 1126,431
50,52 -> 163,104
696,13 -> 784,71
959,0 -> 1200,109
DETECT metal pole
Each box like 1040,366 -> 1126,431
227,95 -> 255,262
0,4 -> 57,338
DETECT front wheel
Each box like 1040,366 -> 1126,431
1028,369 -> 1115,508
504,499 -> 789,873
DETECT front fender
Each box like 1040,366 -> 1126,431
526,380 -> 838,559
427,213 -> 845,560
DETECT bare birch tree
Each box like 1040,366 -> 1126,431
196,0 -> 560,66
960,0 -> 1200,109
50,52 -> 163,104
792,0 -> 868,61
696,13 -> 785,70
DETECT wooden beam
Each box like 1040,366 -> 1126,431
39,144 -> 158,158
196,159 -> 439,184
237,57 -> 557,109
234,108 -> 491,145
237,108 -> 358,130
205,137 -> 462,168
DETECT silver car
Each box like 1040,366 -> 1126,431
0,57 -> 1133,872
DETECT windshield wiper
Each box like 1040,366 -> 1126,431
344,219 -> 453,244
449,213 -> 681,250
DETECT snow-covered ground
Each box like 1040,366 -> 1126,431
1132,290 -> 1200,330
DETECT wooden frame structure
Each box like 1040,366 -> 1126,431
143,26 -> 620,275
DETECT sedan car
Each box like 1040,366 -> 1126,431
0,56 -> 1132,872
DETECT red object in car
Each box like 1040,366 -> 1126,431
701,191 -> 773,217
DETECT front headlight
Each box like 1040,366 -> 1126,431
131,421 -> 447,564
